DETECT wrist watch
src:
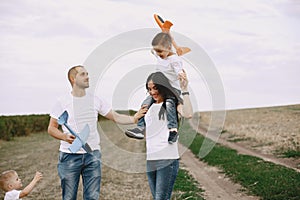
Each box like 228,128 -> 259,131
182,91 -> 189,96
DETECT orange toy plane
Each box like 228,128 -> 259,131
154,14 -> 191,56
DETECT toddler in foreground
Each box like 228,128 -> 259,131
0,170 -> 42,200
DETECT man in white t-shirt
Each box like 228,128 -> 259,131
48,65 -> 146,200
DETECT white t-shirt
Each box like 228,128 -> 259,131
155,54 -> 183,91
4,190 -> 21,200
50,92 -> 111,153
145,103 -> 179,160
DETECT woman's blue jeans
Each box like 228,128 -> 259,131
146,159 -> 179,200
57,150 -> 101,200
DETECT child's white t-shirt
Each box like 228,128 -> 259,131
50,92 -> 111,153
155,54 -> 184,91
4,189 -> 21,200
145,103 -> 179,160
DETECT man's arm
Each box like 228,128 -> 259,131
47,117 -> 75,144
104,106 -> 148,124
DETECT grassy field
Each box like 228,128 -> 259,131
179,121 -> 300,200
198,104 -> 300,154
1,104 -> 299,199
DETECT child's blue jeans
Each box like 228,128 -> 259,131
137,89 -> 180,130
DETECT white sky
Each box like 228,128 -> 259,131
0,0 -> 300,115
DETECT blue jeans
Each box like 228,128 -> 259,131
146,159 -> 179,200
137,93 -> 179,130
57,150 -> 101,200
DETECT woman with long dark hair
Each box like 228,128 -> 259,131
144,70 -> 193,200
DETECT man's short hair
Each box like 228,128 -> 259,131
68,65 -> 84,86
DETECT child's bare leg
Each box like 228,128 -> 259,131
171,37 -> 191,56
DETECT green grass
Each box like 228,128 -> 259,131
173,168 -> 204,200
281,150 -> 300,158
179,121 -> 300,200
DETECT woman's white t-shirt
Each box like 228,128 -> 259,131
50,92 -> 111,153
145,102 -> 179,160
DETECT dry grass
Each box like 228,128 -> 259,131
0,120 -> 152,199
197,104 -> 300,154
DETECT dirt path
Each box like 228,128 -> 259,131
0,120 -> 263,200
189,118 -> 300,173
176,115 -> 300,200
2,117 -> 297,199
179,145 -> 259,200
101,121 -> 262,200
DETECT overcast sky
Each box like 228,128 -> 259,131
0,0 -> 300,115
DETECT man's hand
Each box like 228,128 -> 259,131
64,133 -> 76,144
133,105 -> 148,123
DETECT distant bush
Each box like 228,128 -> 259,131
0,114 -> 50,141
0,110 -> 136,141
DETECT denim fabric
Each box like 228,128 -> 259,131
146,159 -> 179,200
137,95 -> 155,128
138,90 -> 181,130
165,97 -> 178,129
57,150 -> 101,200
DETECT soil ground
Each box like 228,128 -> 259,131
193,104 -> 300,171
0,121 -> 152,200
0,104 -> 299,199
178,104 -> 300,199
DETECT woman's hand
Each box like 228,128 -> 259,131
179,69 -> 188,91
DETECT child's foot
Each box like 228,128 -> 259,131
154,14 -> 173,33
168,131 -> 178,144
125,127 -> 145,139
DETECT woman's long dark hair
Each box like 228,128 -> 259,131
146,72 -> 183,121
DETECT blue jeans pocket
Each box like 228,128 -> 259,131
58,151 -> 69,163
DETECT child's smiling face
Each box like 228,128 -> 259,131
153,45 -> 171,59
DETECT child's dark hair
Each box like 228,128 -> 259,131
151,32 -> 172,49
146,72 -> 183,121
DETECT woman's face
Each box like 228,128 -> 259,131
147,80 -> 163,103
